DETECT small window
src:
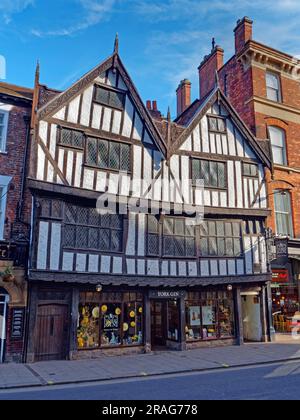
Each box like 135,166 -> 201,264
269,126 -> 287,166
192,159 -> 226,189
242,163 -> 258,177
266,72 -> 281,102
274,191 -> 294,237
208,116 -> 226,133
94,86 -> 125,110
0,111 -> 9,152
86,137 -> 131,172
60,128 -> 85,149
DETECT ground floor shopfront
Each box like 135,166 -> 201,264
26,278 -> 273,363
271,257 -> 300,334
0,263 -> 27,364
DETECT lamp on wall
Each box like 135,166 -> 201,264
227,285 -> 233,292
96,284 -> 103,293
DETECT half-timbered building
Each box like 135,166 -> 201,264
26,40 -> 272,362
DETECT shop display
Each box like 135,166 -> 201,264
185,291 -> 235,341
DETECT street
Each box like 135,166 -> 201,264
1,360 -> 300,400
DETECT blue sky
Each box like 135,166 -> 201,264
1,0 -> 300,118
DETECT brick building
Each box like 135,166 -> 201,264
195,17 -> 300,332
0,81 -> 33,362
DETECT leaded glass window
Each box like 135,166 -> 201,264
94,86 -> 125,110
86,138 -> 131,172
60,128 -> 85,149
192,159 -> 226,189
199,220 -> 242,257
208,116 -> 226,133
63,204 -> 123,252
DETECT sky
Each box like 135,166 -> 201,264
1,0 -> 300,118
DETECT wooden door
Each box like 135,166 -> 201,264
151,301 -> 167,347
35,304 -> 69,361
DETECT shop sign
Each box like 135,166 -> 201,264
0,245 -> 10,260
272,269 -> 289,284
149,290 -> 186,299
275,238 -> 289,260
10,308 -> 25,340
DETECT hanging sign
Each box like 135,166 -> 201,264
275,238 -> 289,260
272,269 -> 289,284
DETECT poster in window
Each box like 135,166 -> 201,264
189,306 -> 201,327
202,306 -> 214,325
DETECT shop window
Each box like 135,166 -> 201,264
94,86 -> 125,110
199,220 -> 242,257
59,128 -> 85,149
268,126 -> 287,166
167,300 -> 180,342
63,204 -> 123,252
274,190 -> 294,238
185,291 -> 235,341
86,137 -> 131,172
192,159 -> 226,189
207,116 -> 226,133
77,292 -> 143,350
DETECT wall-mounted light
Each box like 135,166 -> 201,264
96,284 -> 103,293
227,285 -> 233,292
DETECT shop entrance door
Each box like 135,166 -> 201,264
0,290 -> 9,363
151,301 -> 167,347
241,293 -> 262,342
35,304 -> 69,362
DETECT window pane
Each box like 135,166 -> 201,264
148,234 -> 160,255
269,127 -> 286,165
77,302 -> 100,349
86,138 -> 98,166
217,163 -> 226,188
208,117 -> 218,131
164,236 -> 174,256
210,162 -> 218,187
109,142 -> 120,170
120,144 -> 130,171
192,159 -> 201,184
174,237 -> 185,256
98,140 -> 109,168
266,72 -> 279,89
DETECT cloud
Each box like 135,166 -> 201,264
0,0 -> 34,23
32,0 -> 117,37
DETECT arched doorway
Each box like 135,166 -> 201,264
0,287 -> 9,363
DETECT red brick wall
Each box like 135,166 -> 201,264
0,103 -> 32,240
219,58 -> 256,133
199,48 -> 224,99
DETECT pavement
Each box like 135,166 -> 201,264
1,339 -> 300,390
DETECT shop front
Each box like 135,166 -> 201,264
27,280 -> 271,362
271,267 -> 300,334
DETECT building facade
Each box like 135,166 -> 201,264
0,82 -> 32,363
25,42 -> 272,362
198,16 -> 300,333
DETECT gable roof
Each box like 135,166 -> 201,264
0,81 -> 33,102
170,87 -> 272,169
37,52 -> 167,156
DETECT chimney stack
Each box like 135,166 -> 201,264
146,100 -> 162,119
198,43 -> 224,100
176,79 -> 191,117
234,17 -> 253,54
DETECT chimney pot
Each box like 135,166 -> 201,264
152,101 -> 158,111
146,100 -> 151,110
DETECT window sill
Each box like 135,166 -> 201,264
0,151 -> 8,155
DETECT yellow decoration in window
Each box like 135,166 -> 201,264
130,321 -> 136,328
139,307 -> 143,314
101,305 -> 108,313
92,307 -> 100,319
123,323 -> 129,332
130,311 -> 136,318
115,308 -> 121,315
